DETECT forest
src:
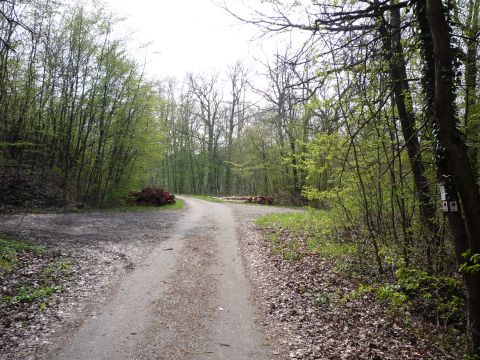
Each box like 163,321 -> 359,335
1,0 -> 480,357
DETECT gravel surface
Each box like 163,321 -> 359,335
1,199 -> 295,360
0,210 -> 179,360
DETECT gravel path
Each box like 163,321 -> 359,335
2,198 -> 454,359
0,197 -> 297,359
0,208 -> 179,359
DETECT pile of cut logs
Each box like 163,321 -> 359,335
247,195 -> 274,205
221,195 -> 274,205
130,187 -> 176,206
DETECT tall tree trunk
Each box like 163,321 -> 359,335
464,0 -> 480,172
379,4 -> 440,264
425,0 -> 480,353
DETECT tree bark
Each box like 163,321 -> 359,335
379,5 -> 440,259
426,0 -> 480,353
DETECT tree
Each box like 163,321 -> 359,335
225,61 -> 247,194
422,0 -> 480,352
227,0 -> 480,353
0,1 -> 164,207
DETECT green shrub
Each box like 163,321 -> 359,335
2,285 -> 59,304
459,250 -> 480,275
376,284 -> 409,308
395,267 -> 465,326
0,236 -> 45,273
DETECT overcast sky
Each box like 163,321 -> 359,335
102,0 -> 272,81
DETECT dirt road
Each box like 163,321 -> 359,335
37,197 -> 291,360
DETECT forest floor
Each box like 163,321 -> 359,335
238,217 -> 462,359
0,198 -> 460,359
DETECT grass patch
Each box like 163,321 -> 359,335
266,232 -> 302,260
307,237 -> 357,259
0,235 -> 45,273
257,208 -> 331,235
186,194 -> 224,203
256,209 -> 355,260
41,260 -> 73,279
256,212 -> 309,233
2,285 -> 60,304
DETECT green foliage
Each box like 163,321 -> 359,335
2,286 -> 59,304
257,209 -> 357,261
257,209 -> 359,261
256,212 -> 309,233
0,242 -> 73,311
263,228 -> 304,260
307,237 -> 357,259
395,267 -> 465,325
258,200 -> 463,328
0,1 -> 167,208
256,208 -> 332,236
343,266 -> 465,326
375,284 -> 409,308
41,261 -> 72,280
312,292 -> 331,307
0,235 -> 45,273
460,250 -> 480,274
0,142 -> 36,149
342,284 -> 375,303
279,239 -> 303,261
465,355 -> 480,360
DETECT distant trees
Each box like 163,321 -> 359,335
154,57 -> 323,201
155,72 -> 248,195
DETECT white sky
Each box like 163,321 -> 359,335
103,0 -> 272,81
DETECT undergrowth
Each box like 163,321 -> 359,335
0,234 -> 74,311
0,235 -> 45,273
257,208 -> 354,261
256,209 -> 467,352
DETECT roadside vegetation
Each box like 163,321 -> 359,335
0,234 -> 74,326
257,210 -> 467,355
85,198 -> 185,213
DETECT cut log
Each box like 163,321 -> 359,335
246,196 -> 274,205
130,187 -> 176,206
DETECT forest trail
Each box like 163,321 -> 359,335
50,197 -> 281,360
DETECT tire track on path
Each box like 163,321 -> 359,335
51,197 -> 272,360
